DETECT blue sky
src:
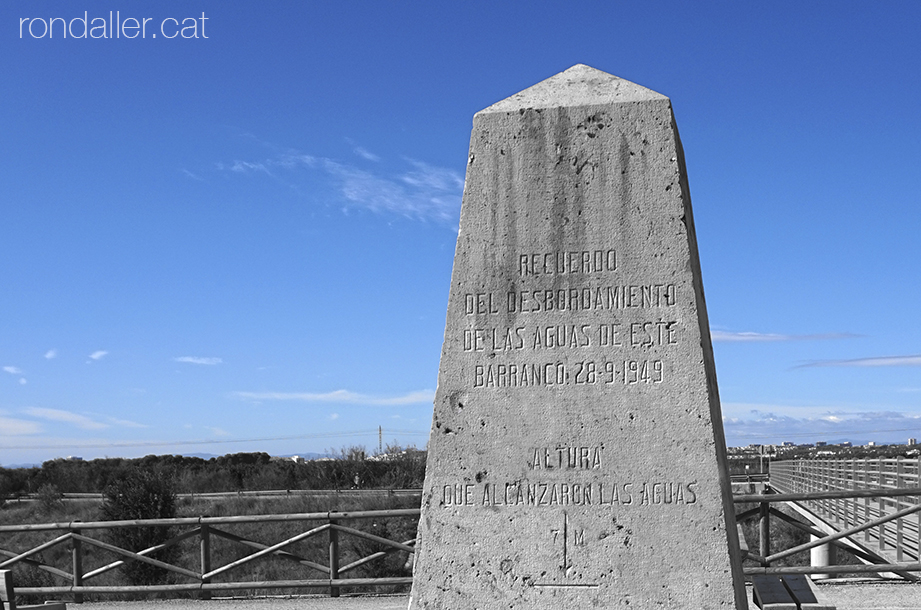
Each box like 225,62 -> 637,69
2,1 -> 920,465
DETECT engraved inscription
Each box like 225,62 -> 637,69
517,249 -> 617,276
440,480 -> 699,508
463,322 -> 678,352
441,483 -> 476,507
529,445 -> 604,470
534,512 -> 600,588
530,324 -> 592,349
462,250 -> 683,390
506,284 -> 677,313
472,359 -> 664,388
462,284 -> 678,316
550,512 -> 584,572
464,292 -> 501,315
463,327 -> 526,352
629,321 -> 678,347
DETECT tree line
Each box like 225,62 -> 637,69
0,446 -> 426,499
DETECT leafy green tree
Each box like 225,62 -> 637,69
100,468 -> 177,585
36,483 -> 64,515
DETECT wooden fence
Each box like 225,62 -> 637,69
0,508 -> 419,601
7,459 -> 921,601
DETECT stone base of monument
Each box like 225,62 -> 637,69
751,574 -> 836,610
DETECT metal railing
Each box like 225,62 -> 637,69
0,508 -> 419,601
735,457 -> 921,577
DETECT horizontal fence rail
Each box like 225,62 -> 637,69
4,488 -> 423,505
735,457 -> 921,578
0,508 -> 419,601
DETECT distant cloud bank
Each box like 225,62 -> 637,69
711,330 -> 859,342
234,389 -> 435,406
722,406 -> 921,446
798,354 -> 921,368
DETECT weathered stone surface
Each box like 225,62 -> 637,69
409,65 -> 746,609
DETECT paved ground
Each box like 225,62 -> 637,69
36,582 -> 921,609
67,595 -> 408,610
816,580 -> 921,610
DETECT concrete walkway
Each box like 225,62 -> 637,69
817,580 -> 921,610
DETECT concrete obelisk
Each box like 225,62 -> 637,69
410,65 -> 746,609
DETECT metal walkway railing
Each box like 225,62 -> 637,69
735,457 -> 921,578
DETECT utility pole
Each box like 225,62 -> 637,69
379,426 -> 383,456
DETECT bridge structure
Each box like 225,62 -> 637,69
734,457 -> 921,581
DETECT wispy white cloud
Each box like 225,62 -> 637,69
24,407 -> 109,430
205,426 -> 230,437
181,169 -> 205,181
174,356 -> 223,365
217,146 -> 463,224
18,378 -> 26,385
275,153 -> 316,169
328,413 -> 340,421
3,366 -> 23,375
798,354 -> 921,368
233,389 -> 435,405
401,159 -> 465,191
88,351 -> 108,361
711,330 -> 859,342
106,416 -> 147,428
221,160 -> 272,175
0,416 -> 42,435
353,146 -> 380,162
322,159 -> 461,222
44,349 -> 57,359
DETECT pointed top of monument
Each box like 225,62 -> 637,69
479,64 -> 667,114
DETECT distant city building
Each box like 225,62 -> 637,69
782,442 -> 794,447
841,441 -> 852,447
909,438 -> 918,446
815,441 -> 827,447
867,441 -> 876,447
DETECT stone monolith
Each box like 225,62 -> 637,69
410,64 -> 746,610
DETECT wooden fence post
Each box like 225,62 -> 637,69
72,521 -> 83,604
329,519 -> 340,597
759,500 -> 770,564
200,523 -> 211,600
